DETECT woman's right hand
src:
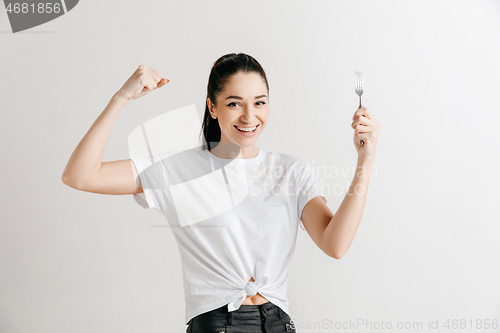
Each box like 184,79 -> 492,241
117,64 -> 169,100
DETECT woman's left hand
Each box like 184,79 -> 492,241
351,107 -> 381,161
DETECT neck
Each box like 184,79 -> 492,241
209,142 -> 259,159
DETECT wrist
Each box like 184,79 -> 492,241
113,90 -> 131,103
357,156 -> 375,166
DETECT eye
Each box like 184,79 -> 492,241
256,101 -> 266,106
227,102 -> 239,107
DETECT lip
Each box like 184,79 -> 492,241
234,124 -> 260,137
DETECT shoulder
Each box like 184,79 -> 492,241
152,147 -> 204,165
133,148 -> 205,173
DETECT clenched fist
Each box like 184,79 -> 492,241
351,107 -> 381,161
118,64 -> 169,100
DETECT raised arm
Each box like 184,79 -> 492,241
61,65 -> 169,195
301,107 -> 380,259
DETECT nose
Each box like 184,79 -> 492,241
240,105 -> 257,124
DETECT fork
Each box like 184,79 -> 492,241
355,70 -> 365,147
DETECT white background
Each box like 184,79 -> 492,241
1,1 -> 499,332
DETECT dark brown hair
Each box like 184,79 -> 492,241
199,53 -> 269,151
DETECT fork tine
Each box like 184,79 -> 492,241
355,70 -> 361,88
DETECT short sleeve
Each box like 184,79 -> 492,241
296,160 -> 329,231
130,153 -> 167,211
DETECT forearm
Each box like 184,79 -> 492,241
324,156 -> 375,258
61,91 -> 129,187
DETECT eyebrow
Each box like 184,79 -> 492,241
225,94 -> 268,100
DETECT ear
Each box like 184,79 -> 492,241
207,97 -> 217,119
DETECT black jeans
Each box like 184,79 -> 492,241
186,302 -> 297,333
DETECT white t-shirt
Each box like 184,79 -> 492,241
130,146 -> 328,325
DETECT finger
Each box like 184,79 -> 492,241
355,122 -> 373,133
149,68 -> 162,78
361,107 -> 377,122
362,107 -> 375,121
351,115 -> 373,129
150,78 -> 158,89
353,107 -> 372,121
352,109 -> 362,120
352,121 -> 368,130
147,70 -> 162,85
354,124 -> 372,133
353,107 -> 367,120
354,126 -> 374,133
144,78 -> 156,91
352,114 -> 371,124
155,78 -> 169,89
153,72 -> 162,82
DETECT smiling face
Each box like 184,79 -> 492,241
207,71 -> 269,153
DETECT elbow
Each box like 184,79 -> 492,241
61,172 -> 69,185
61,173 -> 84,190
61,172 -> 74,187
329,253 -> 344,260
322,237 -> 346,259
326,247 -> 346,260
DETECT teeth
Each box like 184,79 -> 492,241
236,125 -> 257,132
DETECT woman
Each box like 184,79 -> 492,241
62,53 -> 380,333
